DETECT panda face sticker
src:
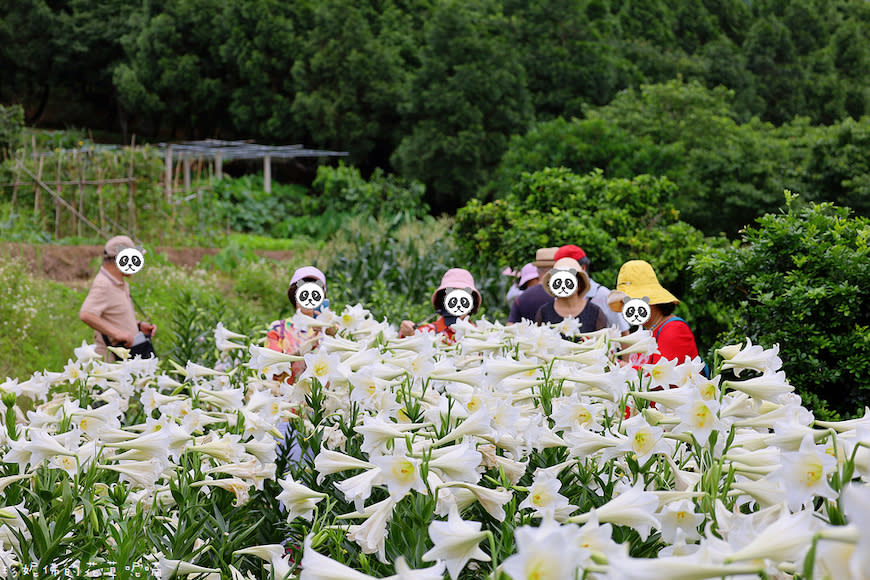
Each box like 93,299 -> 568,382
295,282 -> 325,310
115,248 -> 144,275
548,269 -> 578,298
444,288 -> 474,317
622,298 -> 651,326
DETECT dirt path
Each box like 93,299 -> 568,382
0,242 -> 294,287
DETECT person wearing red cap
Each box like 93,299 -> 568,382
399,268 -> 482,343
554,245 -> 629,334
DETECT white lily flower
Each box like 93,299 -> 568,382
438,481 -> 513,522
724,369 -> 794,402
422,504 -> 490,580
606,552 -> 762,580
314,449 -> 375,484
186,433 -> 246,463
335,467 -> 383,511
299,536 -> 380,580
99,457 -> 165,488
154,553 -> 220,580
191,477 -> 252,506
393,556 -> 446,580
74,340 -> 101,363
276,475 -> 327,521
724,509 -> 818,563
842,483 -> 870,577
658,499 -> 704,543
719,338 -> 782,376
769,432 -> 837,511
215,322 -> 247,351
568,482 -> 660,541
371,453 -> 426,498
502,518 -> 585,580
427,442 -> 482,483
518,471 -> 575,521
346,495 -> 398,563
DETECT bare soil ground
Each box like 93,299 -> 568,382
0,242 -> 294,288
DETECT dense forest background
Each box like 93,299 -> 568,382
3,0 -> 870,226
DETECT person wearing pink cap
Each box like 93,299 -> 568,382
265,266 -> 331,383
399,268 -> 482,343
554,244 -> 629,334
79,235 -> 156,359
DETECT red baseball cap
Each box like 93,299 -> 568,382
554,245 -> 586,262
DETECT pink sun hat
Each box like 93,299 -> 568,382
290,266 -> 326,288
517,263 -> 539,288
501,266 -> 517,277
431,268 -> 482,309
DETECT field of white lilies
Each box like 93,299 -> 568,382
1,305 -> 868,580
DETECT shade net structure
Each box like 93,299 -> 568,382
160,139 -> 348,193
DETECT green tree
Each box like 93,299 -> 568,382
502,0 -> 633,117
393,0 -> 533,211
743,16 -> 805,124
218,0 -> 297,142
0,0 -> 65,121
691,195 -> 870,419
291,0 -> 417,166
113,0 -> 226,137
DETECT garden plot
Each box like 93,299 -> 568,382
0,308 -> 867,579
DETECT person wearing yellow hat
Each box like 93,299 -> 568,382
535,257 -> 608,334
611,260 -> 699,365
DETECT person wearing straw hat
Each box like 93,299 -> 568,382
399,268 -> 482,343
507,247 -> 558,324
79,235 -> 155,360
265,266 -> 333,383
535,257 -> 608,334
610,260 -> 699,365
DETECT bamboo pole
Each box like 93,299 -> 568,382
18,164 -> 111,238
34,155 -> 43,216
97,167 -> 105,232
72,150 -> 79,236
183,157 -> 191,192
55,152 -> 62,239
10,152 -> 21,211
165,145 -> 173,202
127,138 -> 136,235
79,158 -> 87,238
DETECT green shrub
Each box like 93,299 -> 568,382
691,193 -> 870,419
0,257 -> 92,379
312,163 -> 429,220
456,167 -> 729,347
0,105 -> 24,152
319,215 -> 510,325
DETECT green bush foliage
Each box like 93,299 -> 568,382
691,194 -> 870,419
0,104 -> 24,152
312,164 -> 429,220
456,167 -> 729,347
491,79 -> 870,236
320,215 -> 510,325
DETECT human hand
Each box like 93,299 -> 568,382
140,322 -> 157,338
118,333 -> 135,348
399,320 -> 416,338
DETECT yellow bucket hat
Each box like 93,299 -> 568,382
614,260 -> 679,308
